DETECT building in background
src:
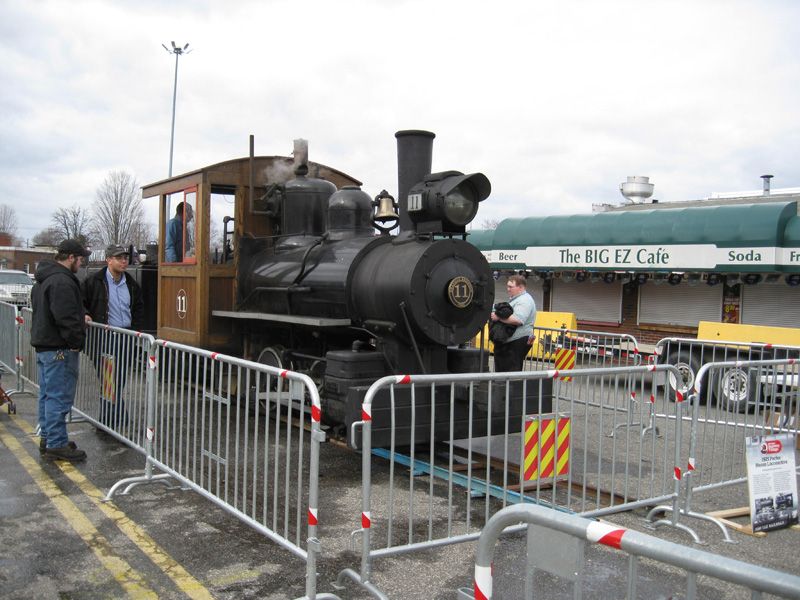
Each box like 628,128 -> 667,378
0,232 -> 56,273
472,176 -> 800,350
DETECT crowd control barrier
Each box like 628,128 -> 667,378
106,339 -> 332,600
478,322 -> 641,372
25,321 -> 336,600
647,357 -> 799,542
0,301 -> 19,379
16,307 -> 38,388
479,325 -> 646,437
73,323 -> 156,450
525,325 -> 641,371
654,335 -> 800,402
335,364 -> 686,598
458,503 -> 800,600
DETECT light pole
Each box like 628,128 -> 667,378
162,41 -> 191,177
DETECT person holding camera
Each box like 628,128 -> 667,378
490,275 -> 537,372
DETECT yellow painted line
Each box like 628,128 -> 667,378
60,465 -> 215,599
0,420 -> 157,599
8,414 -> 215,600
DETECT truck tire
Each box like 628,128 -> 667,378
715,367 -> 757,413
666,350 -> 701,400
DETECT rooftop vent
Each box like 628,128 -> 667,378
619,176 -> 654,204
761,174 -> 773,196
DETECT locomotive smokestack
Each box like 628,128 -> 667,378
293,138 -> 309,177
396,130 -> 435,231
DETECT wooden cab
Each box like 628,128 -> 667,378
142,154 -> 360,352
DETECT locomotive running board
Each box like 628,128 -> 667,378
212,310 -> 351,327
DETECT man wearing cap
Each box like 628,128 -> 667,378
82,245 -> 144,429
31,239 -> 92,462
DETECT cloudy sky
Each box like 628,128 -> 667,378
1,0 -> 798,243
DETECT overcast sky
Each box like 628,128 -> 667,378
1,0 -> 798,243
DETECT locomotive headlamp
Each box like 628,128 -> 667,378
406,170 -> 491,233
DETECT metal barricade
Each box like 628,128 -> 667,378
525,326 -> 641,371
647,357 -> 800,542
458,503 -> 800,600
0,301 -> 19,378
335,365 -> 685,598
16,307 -> 38,389
103,339 -> 333,600
654,336 -> 800,399
511,327 -> 646,436
72,323 -> 156,451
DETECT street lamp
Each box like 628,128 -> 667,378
162,41 -> 191,177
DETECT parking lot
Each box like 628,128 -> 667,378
2,381 -> 800,599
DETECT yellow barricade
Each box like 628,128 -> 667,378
697,321 -> 800,347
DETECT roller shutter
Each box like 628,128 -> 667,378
638,282 -> 722,326
494,277 -> 544,311
741,283 -> 800,328
551,280 -> 621,324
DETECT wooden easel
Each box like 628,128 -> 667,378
705,506 -> 800,538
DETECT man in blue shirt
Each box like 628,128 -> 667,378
82,245 -> 144,429
165,201 -> 194,262
491,275 -> 537,372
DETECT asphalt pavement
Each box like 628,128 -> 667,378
1,388 -> 799,599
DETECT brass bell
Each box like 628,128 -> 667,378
373,190 -> 398,223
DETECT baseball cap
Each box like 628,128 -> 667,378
57,239 -> 92,257
105,244 -> 130,258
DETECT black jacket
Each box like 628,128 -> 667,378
31,260 -> 86,351
81,267 -> 145,330
489,301 -> 517,344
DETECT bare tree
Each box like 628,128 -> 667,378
480,218 -> 501,230
32,227 -> 63,247
0,204 -> 18,235
91,170 -> 147,248
52,205 -> 92,245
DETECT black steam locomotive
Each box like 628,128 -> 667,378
235,131 -> 497,444
140,130 -> 551,446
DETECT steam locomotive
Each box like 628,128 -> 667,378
140,130 -> 551,446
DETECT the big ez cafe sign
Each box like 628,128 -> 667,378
484,244 -> 800,271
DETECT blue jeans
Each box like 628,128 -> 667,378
37,349 -> 80,449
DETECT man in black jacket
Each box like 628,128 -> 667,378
32,238 -> 91,462
82,245 -> 144,330
82,245 -> 145,429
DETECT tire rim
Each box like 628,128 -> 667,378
721,368 -> 749,408
668,361 -> 695,393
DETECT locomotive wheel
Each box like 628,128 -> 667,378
255,346 -> 289,410
257,346 -> 285,371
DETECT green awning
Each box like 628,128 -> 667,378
783,215 -> 800,273
473,201 -> 798,273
